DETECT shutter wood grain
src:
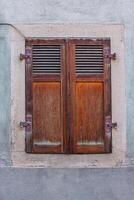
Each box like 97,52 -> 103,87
25,39 -> 66,153
25,38 -> 112,154
68,39 -> 111,153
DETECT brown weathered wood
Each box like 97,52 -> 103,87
67,40 -> 76,153
65,41 -> 71,153
75,82 -> 104,153
26,38 -> 65,46
33,74 -> 60,82
60,43 -> 67,153
103,40 -> 112,153
76,74 -> 103,82
68,39 -> 111,154
69,38 -> 109,45
25,38 -> 112,154
75,145 -> 105,154
25,39 -> 66,153
25,43 -> 33,153
33,82 -> 63,153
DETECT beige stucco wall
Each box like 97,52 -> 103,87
10,24 -> 126,167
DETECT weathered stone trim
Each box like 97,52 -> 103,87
10,24 -> 126,167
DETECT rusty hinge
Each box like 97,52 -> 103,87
105,122 -> 117,129
20,53 -> 31,61
105,116 -> 117,132
20,121 -> 32,128
106,53 -> 116,60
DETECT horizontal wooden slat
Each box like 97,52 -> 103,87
33,74 -> 60,82
76,45 -> 104,75
76,74 -> 103,82
33,45 -> 61,74
77,141 -> 104,146
33,141 -> 61,147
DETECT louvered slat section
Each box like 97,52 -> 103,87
76,45 -> 103,74
33,45 -> 61,74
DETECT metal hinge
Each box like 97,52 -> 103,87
105,122 -> 117,129
20,53 -> 31,61
106,53 -> 116,60
19,121 -> 32,128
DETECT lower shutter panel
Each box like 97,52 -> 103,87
33,82 -> 62,153
75,82 -> 104,153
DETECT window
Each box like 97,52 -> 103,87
25,38 -> 112,154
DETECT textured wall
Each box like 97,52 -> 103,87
0,1 -> 134,200
0,26 -> 11,166
0,168 -> 134,200
0,0 -> 134,164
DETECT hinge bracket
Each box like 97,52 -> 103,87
20,53 -> 31,61
105,116 -> 117,133
106,122 -> 117,129
20,121 -> 32,128
106,53 -> 116,60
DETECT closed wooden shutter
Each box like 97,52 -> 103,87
25,39 -> 66,153
25,38 -> 112,153
68,39 -> 111,153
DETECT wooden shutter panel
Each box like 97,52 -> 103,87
25,39 -> 66,153
68,39 -> 112,153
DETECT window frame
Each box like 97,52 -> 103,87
11,24 -> 126,167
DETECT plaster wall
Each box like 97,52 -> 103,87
0,0 -> 133,165
0,26 -> 11,166
0,1 -> 134,199
0,168 -> 134,200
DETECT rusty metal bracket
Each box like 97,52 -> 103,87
105,116 -> 117,132
20,121 -> 32,128
106,53 -> 116,60
111,122 -> 117,129
105,122 -> 117,129
20,53 -> 31,61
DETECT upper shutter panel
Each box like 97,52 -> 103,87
76,45 -> 103,74
33,45 -> 61,74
